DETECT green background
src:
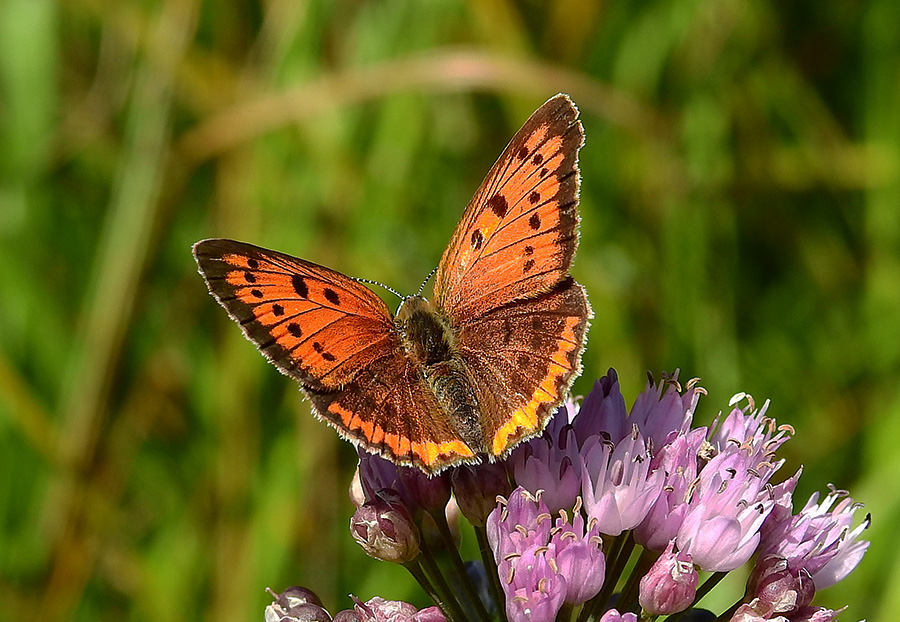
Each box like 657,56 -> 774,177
0,0 -> 896,620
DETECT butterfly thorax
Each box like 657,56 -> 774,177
396,296 -> 454,365
396,296 -> 485,453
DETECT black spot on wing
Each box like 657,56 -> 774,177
292,275 -> 308,298
324,288 -> 340,305
488,194 -> 508,219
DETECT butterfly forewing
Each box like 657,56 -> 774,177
193,239 -> 398,389
193,238 -> 479,473
433,94 -> 584,322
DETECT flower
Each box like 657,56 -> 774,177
512,406 -> 583,512
271,369 -> 870,622
597,609 -> 638,622
450,462 -> 512,526
550,503 -> 606,604
347,596 -> 448,622
350,490 -> 421,563
580,425 -> 664,536
357,450 -> 451,516
503,548 -> 567,622
638,539 -> 698,614
676,401 -> 786,572
487,487 -> 553,561
265,586 -> 331,622
745,483 -> 870,617
633,427 -> 707,552
572,369 -> 629,445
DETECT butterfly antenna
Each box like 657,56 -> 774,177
416,266 -> 438,297
354,277 -> 404,301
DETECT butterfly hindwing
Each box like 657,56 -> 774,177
456,277 -> 590,456
306,354 -> 478,472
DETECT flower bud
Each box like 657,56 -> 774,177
350,491 -> 420,563
638,540 -> 698,615
451,462 -> 511,526
746,554 -> 814,616
265,586 -> 331,622
597,609 -> 638,622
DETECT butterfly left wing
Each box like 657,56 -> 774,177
193,239 -> 478,472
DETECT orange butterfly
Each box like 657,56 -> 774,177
193,94 -> 591,474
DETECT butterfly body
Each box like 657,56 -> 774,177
194,94 -> 591,474
395,295 -> 486,452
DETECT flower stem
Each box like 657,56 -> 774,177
616,546 -> 657,613
475,523 -> 507,622
403,560 -> 446,613
664,572 -> 727,622
576,532 -> 636,622
416,533 -> 470,622
430,509 -> 493,622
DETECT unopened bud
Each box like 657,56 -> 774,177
747,554 -> 814,616
350,491 -> 420,563
638,540 -> 698,615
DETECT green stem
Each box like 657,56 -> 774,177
417,534 -> 470,622
404,560 -> 448,614
475,523 -> 507,621
616,546 -> 657,613
430,510 -> 493,622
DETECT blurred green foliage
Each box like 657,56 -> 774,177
0,0 -> 897,620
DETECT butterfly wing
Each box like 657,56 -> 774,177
193,239 -> 476,472
433,94 -> 584,319
457,277 -> 590,456
433,94 -> 591,457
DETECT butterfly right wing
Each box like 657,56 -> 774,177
192,238 -> 475,471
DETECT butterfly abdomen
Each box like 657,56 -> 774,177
397,296 -> 486,453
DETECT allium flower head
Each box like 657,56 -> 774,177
272,369 -> 870,622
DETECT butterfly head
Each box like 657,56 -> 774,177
396,296 -> 456,367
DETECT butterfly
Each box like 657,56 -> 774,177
193,94 -> 591,474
